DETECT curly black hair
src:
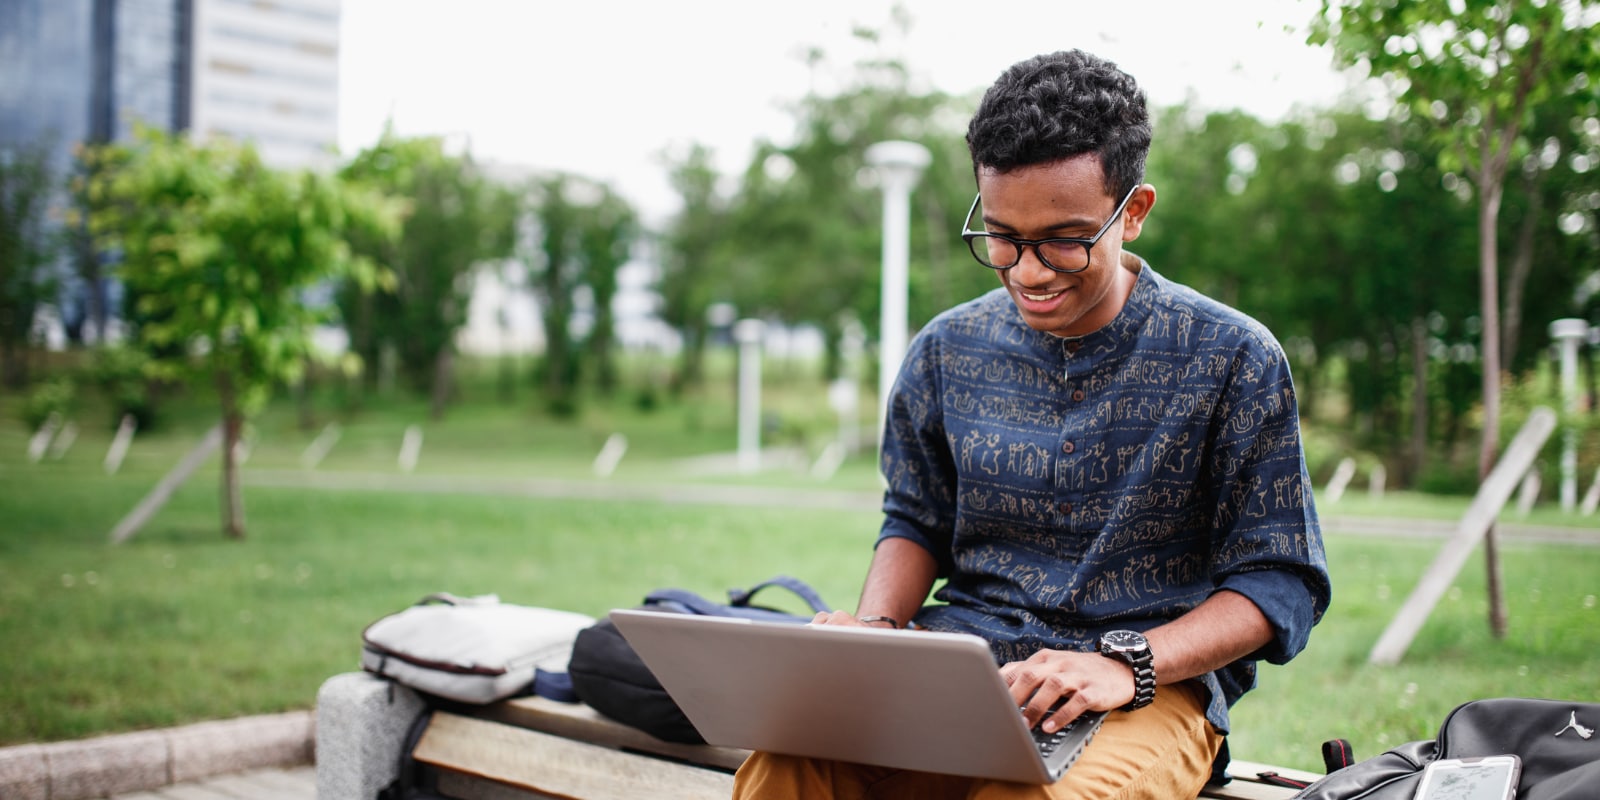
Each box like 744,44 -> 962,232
966,50 -> 1151,198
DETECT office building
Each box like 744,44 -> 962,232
190,0 -> 341,170
1,0 -> 339,167
0,0 -> 342,342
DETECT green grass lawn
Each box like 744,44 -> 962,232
2,382 -> 1597,775
1228,536 -> 1600,771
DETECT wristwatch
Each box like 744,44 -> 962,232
1097,629 -> 1156,711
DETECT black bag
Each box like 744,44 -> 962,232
376,711 -> 448,800
1292,697 -> 1600,799
567,576 -> 833,744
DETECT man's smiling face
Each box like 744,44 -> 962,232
974,154 -> 1153,338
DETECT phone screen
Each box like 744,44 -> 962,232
1414,758 -> 1518,800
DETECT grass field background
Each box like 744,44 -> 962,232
3,372 -> 1597,773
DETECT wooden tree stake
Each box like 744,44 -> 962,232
1368,407 -> 1557,666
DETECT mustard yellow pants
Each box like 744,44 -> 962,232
731,681 -> 1223,800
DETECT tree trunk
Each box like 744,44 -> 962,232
351,292 -> 379,396
75,223 -> 109,344
296,372 -> 315,432
822,323 -> 843,382
1501,181 -> 1542,372
214,371 -> 246,539
1297,337 -> 1321,423
1476,167 -> 1507,640
674,322 -> 706,395
498,352 -> 517,404
1411,317 -> 1429,486
539,295 -> 573,412
0,339 -> 25,390
589,321 -> 617,394
921,195 -> 952,315
430,347 -> 454,421
1586,335 -> 1598,415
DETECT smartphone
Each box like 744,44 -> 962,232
1412,755 -> 1521,800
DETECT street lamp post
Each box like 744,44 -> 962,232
1550,318 -> 1590,512
865,140 -> 931,457
734,318 -> 766,474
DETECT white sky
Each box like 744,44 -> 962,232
338,0 -> 1362,224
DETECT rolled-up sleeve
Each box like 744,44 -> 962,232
1208,339 -> 1331,665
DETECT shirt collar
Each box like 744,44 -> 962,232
1008,254 -> 1158,359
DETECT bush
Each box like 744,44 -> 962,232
1413,457 -> 1480,495
1299,423 -> 1354,486
634,385 -> 660,413
85,346 -> 157,431
20,378 -> 75,431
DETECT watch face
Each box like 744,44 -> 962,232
1101,629 -> 1147,653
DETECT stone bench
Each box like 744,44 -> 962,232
315,672 -> 1318,800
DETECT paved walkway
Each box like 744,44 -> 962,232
245,468 -> 884,512
245,468 -> 1600,545
109,766 -> 313,800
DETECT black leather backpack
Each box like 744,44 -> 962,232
1291,698 -> 1600,799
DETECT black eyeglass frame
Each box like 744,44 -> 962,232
959,184 -> 1139,274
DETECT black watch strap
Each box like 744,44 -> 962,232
1098,631 -> 1157,711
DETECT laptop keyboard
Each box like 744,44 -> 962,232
1029,710 -> 1105,778
1031,716 -> 1083,756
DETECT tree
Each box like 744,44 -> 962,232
1311,1 -> 1595,471
1312,0 -> 1600,636
575,184 -> 636,394
66,144 -> 115,346
1140,103 -> 1485,481
724,53 -> 973,379
655,19 -> 982,393
525,174 -> 582,414
658,143 -> 733,393
518,174 -> 637,412
0,139 -> 58,389
86,126 -> 398,538
340,131 -> 517,418
1498,92 -> 1600,374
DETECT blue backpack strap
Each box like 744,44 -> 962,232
726,575 -> 832,614
530,668 -> 578,703
642,587 -> 731,616
642,577 -> 833,621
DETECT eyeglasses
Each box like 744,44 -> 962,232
959,185 -> 1138,274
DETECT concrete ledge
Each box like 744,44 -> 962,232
0,743 -> 47,800
43,729 -> 169,800
0,711 -> 314,800
168,711 -> 314,784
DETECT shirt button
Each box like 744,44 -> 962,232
1059,502 -> 1073,515
1066,341 -> 1082,355
1062,441 -> 1075,454
1071,389 -> 1085,402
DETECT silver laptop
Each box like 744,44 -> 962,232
609,609 -> 1108,784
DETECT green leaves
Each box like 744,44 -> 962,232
85,126 -> 402,420
83,128 -> 403,531
518,172 -> 639,411
1311,0 -> 1600,502
79,126 -> 403,536
0,137 -> 59,387
1316,0 -> 1598,185
703,63 -> 969,379
338,131 -> 514,411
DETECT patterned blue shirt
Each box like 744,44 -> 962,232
879,261 -> 1331,735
